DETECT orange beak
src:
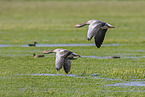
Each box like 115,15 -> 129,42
107,23 -> 116,28
73,25 -> 78,27
42,51 -> 45,53
109,26 -> 116,28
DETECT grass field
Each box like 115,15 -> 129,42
0,0 -> 145,96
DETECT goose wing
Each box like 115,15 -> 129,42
67,52 -> 81,60
94,29 -> 108,48
63,59 -> 71,73
87,23 -> 103,40
61,50 -> 72,58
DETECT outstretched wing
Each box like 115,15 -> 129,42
94,29 -> 108,48
63,59 -> 71,73
68,52 -> 81,59
87,23 -> 102,40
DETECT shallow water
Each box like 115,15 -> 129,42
109,81 -> 145,87
82,55 -> 145,59
0,44 -> 13,47
29,73 -> 77,77
19,73 -> 145,87
82,56 -> 109,59
22,73 -> 122,81
0,53 -> 43,57
0,43 -> 120,47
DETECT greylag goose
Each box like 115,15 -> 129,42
74,20 -> 115,48
42,49 -> 80,74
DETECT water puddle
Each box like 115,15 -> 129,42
28,73 -> 77,77
0,43 -> 120,47
123,56 -> 138,59
0,45 -> 13,47
82,55 -> 145,59
36,43 -> 94,47
82,55 -> 118,59
82,56 -> 109,59
21,73 -> 121,81
19,73 -> 145,87
109,81 -> 145,87
2,54 -> 32,57
0,44 -> 27,47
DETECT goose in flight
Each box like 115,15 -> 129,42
42,49 -> 80,74
74,20 -> 115,48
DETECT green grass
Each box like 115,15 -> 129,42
0,0 -> 145,96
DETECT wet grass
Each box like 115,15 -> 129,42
0,45 -> 145,96
0,0 -> 145,96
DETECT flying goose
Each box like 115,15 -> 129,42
42,49 -> 80,74
74,20 -> 115,48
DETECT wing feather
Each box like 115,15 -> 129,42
63,59 -> 71,73
94,29 -> 108,48
87,23 -> 102,40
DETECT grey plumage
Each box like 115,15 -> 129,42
42,49 -> 80,73
74,20 -> 115,48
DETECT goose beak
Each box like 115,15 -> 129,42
73,24 -> 81,28
42,51 -> 47,53
73,25 -> 77,27
107,23 -> 116,28
109,25 -> 116,28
